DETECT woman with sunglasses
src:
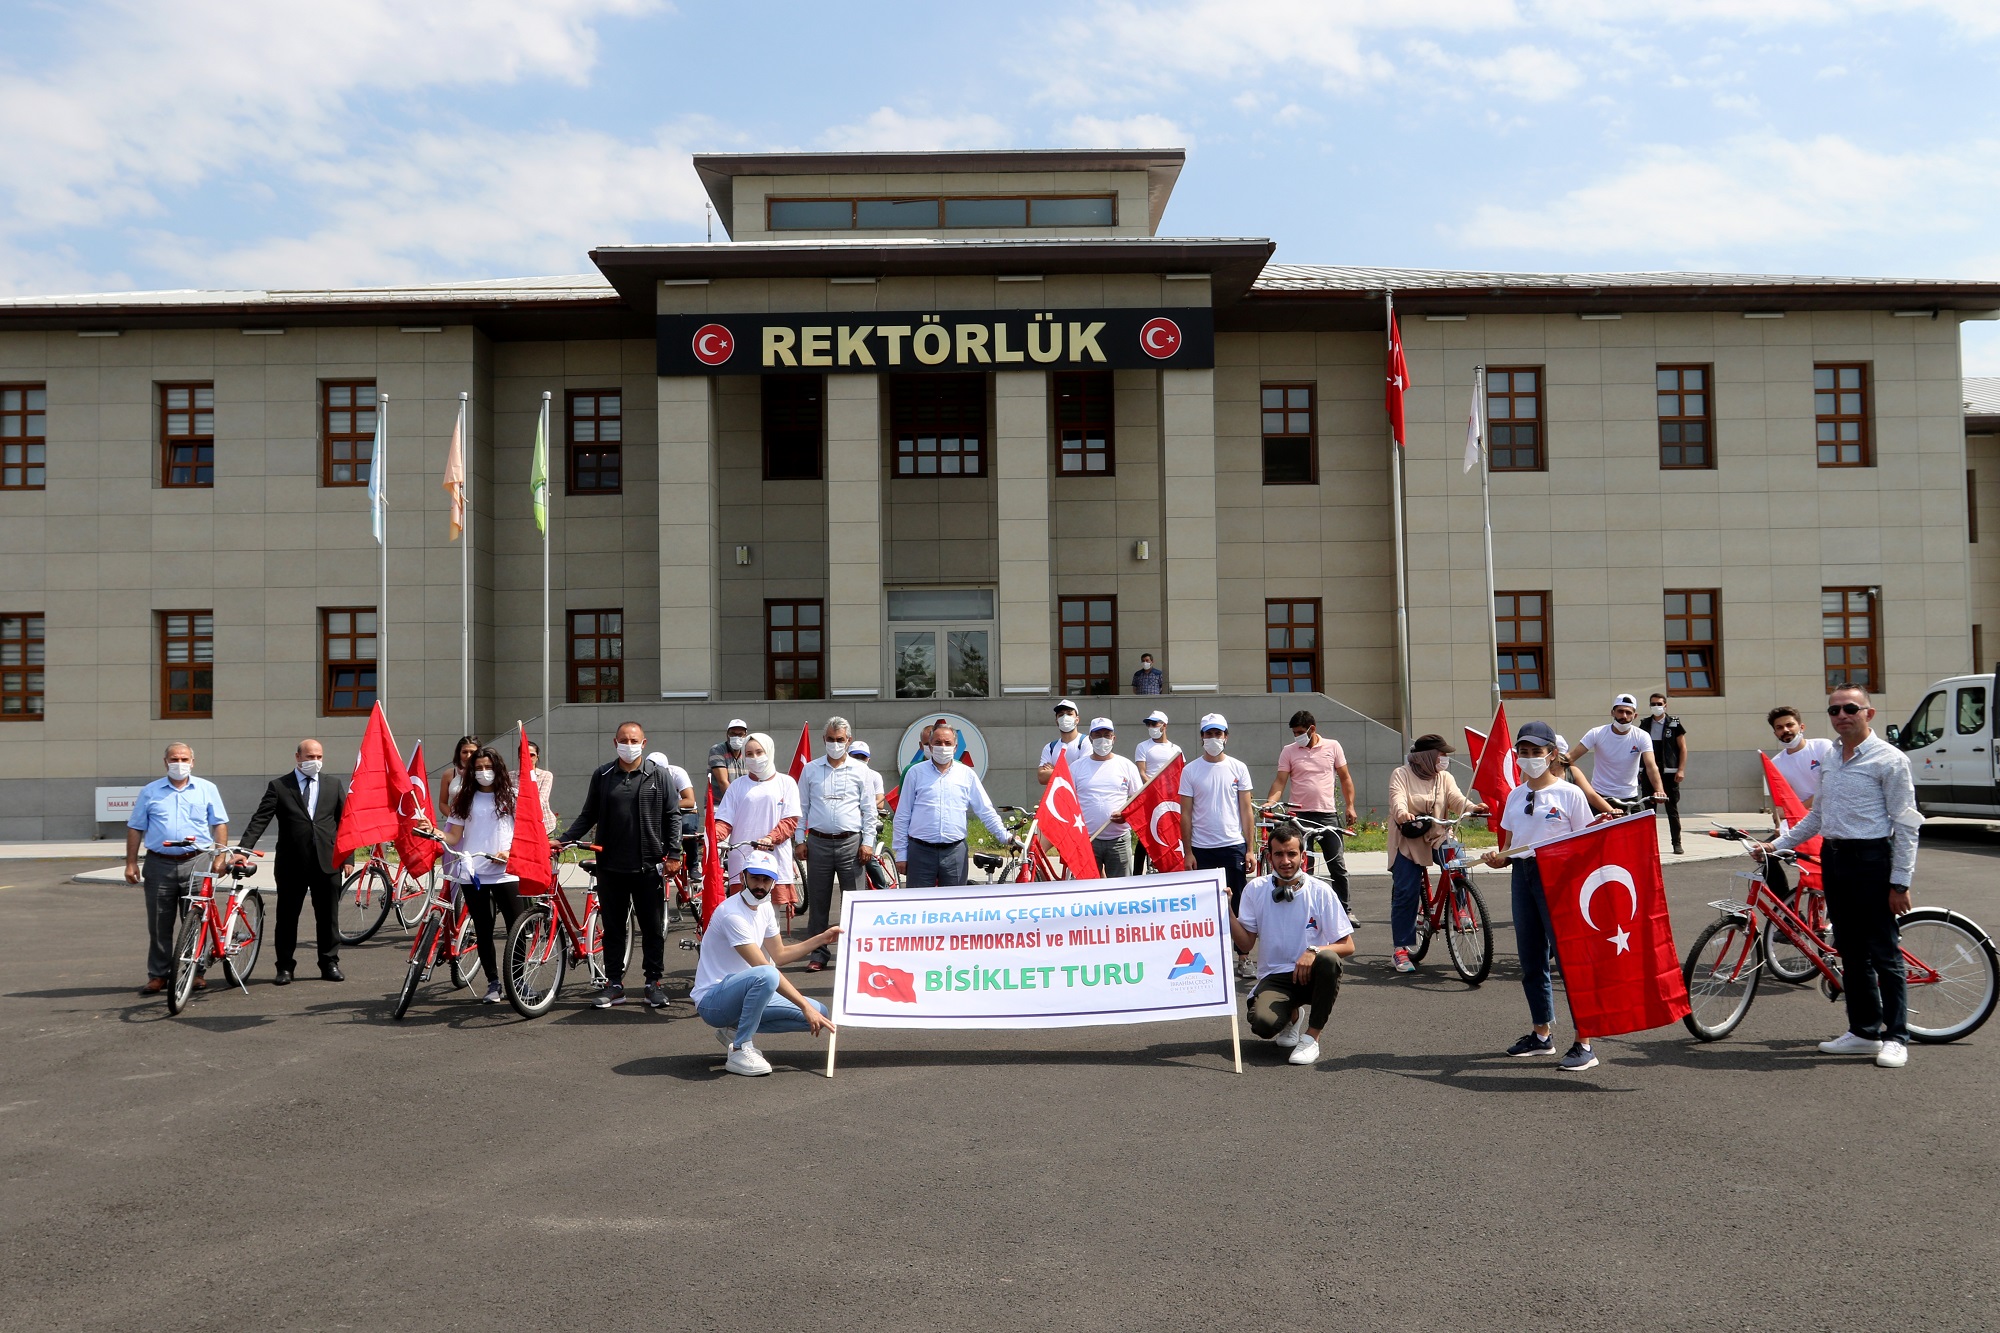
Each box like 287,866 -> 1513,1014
430,745 -> 522,1004
1482,720 -> 1599,1071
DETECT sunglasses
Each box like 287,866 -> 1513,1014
1827,703 -> 1866,716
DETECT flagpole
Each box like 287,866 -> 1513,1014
1385,292 -> 1413,750
378,392 -> 390,714
539,391 -> 552,740
1476,365 -> 1500,714
458,392 -> 471,738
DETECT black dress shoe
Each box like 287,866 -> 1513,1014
272,969 -> 293,986
320,964 -> 344,982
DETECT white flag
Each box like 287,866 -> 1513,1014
1462,377 -> 1482,474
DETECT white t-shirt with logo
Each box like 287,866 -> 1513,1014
1178,755 -> 1254,848
1499,781 -> 1595,853
1134,738 -> 1183,780
1237,875 -> 1352,980
1040,735 -> 1088,771
691,889 -> 779,1006
1074,753 -> 1143,833
1770,738 -> 1836,806
1578,723 -> 1653,799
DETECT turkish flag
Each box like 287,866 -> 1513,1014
1034,750 -> 1101,880
1122,755 -> 1186,873
1467,703 -> 1516,840
334,702 -> 413,863
507,724 -> 553,892
1534,814 -> 1691,1039
394,741 -> 440,877
788,723 -> 812,782
699,782 -> 725,931
1760,751 -> 1822,890
1385,308 -> 1410,447
857,961 -> 918,1004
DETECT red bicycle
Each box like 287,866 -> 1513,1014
336,842 -> 435,944
164,842 -> 266,1014
1407,816 -> 1494,986
390,842 -> 486,1020
501,844 -> 635,1018
972,807 -> 1057,882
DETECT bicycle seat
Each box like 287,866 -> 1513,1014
579,859 -> 598,873
972,853 -> 1005,872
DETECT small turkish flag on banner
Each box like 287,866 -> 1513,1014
1035,750 -> 1101,880
1467,703 -> 1517,840
1385,307 -> 1410,447
1122,755 -> 1186,873
788,723 -> 812,782
394,741 -> 440,877
335,702 -> 413,863
508,724 -> 553,892
1760,751 -> 1822,890
857,961 -> 919,1004
1534,814 -> 1691,1039
699,782 -> 725,931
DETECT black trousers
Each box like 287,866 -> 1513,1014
597,868 -> 665,986
1822,839 -> 1907,1044
1193,844 -> 1248,912
1641,768 -> 1683,847
805,833 -> 862,963
463,882 -> 522,980
1247,953 -> 1342,1037
275,866 -> 341,972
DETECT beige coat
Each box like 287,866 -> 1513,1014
1387,766 -> 1473,867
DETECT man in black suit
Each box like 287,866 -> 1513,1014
237,739 -> 350,984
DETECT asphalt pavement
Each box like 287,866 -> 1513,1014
4,828 -> 1997,1332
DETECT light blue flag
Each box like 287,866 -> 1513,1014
368,404 -> 386,545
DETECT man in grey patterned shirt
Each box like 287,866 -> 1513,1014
1754,684 -> 1923,1069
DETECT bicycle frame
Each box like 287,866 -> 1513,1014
1704,868 -> 1947,992
179,848 -> 261,995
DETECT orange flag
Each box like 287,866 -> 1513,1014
442,406 -> 465,540
334,702 -> 413,863
508,723 -> 553,891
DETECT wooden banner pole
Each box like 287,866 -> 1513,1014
1229,1009 -> 1243,1074
824,1030 -> 838,1079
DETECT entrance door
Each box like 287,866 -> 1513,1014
888,589 -> 995,700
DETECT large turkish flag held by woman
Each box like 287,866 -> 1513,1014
1534,814 -> 1690,1039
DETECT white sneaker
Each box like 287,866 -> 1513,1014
724,1042 -> 772,1076
1875,1039 -> 1909,1069
1818,1031 -> 1884,1056
1287,1035 -> 1322,1066
1272,1012 -> 1305,1049
714,1025 -> 736,1048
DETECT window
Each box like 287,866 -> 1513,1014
0,384 -> 46,489
567,390 -> 622,495
158,611 -> 214,719
0,613 -> 44,719
1957,685 -> 1987,736
320,381 -> 376,486
162,383 -> 215,488
766,600 -> 824,700
762,375 -> 824,480
1657,365 -> 1712,469
566,610 -> 623,703
1814,364 -> 1870,466
1266,600 -> 1321,693
1487,368 -> 1543,471
1822,587 -> 1878,692
1663,589 -> 1722,696
1260,383 -> 1315,485
1902,691 -> 1945,749
321,608 -> 377,716
768,194 -> 1115,230
1054,371 -> 1114,475
891,375 -> 986,478
1059,596 -> 1117,696
1496,591 -> 1550,698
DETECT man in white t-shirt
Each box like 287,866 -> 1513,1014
1075,718 -> 1143,878
1038,699 -> 1089,787
690,850 -> 839,1077
1231,820 -> 1355,1067
1134,709 -> 1182,782
1179,713 -> 1257,976
1767,706 -> 1836,809
1567,694 -> 1667,815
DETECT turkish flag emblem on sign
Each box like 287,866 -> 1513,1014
857,961 -> 918,1004
1139,316 -> 1182,359
1035,750 -> 1101,880
1534,814 -> 1690,1039
1123,755 -> 1186,873
691,323 -> 734,366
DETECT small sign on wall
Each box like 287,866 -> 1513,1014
95,787 -> 142,823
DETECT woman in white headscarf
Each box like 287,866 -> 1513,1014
711,731 -> 802,916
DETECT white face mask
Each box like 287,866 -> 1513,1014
1437,756 -> 1450,773
1202,737 -> 1225,757
166,761 -> 192,782
1650,705 -> 1666,718
475,768 -> 497,788
1611,719 -> 1633,734
727,735 -> 746,752
616,742 -> 645,763
1091,737 -> 1114,757
743,879 -> 772,903
1292,732 -> 1312,748
1056,714 -> 1077,734
1783,733 -> 1804,751
746,755 -> 775,780
824,740 -> 848,760
930,744 -> 955,765
1147,725 -> 1164,741
297,759 -> 323,778
1517,755 -> 1550,779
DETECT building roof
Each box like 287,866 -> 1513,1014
1968,376 -> 2000,431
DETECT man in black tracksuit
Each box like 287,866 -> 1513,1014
560,721 -> 682,1009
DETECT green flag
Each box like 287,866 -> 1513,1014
530,404 -> 548,535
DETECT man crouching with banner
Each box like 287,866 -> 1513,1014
691,849 -> 839,1077
1230,819 -> 1354,1067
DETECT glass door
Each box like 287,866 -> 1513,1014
888,589 -> 995,700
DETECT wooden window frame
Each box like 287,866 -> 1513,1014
1265,598 -> 1322,693
0,383 -> 47,490
161,382 -> 215,489
1814,363 -> 1872,468
566,389 -> 624,496
320,380 -> 377,487
1822,586 -> 1880,693
1496,590 -> 1552,699
761,374 -> 825,481
1656,364 -> 1714,470
1663,589 -> 1723,697
320,606 -> 378,717
158,610 -> 214,719
1058,595 -> 1119,696
765,599 -> 825,701
890,374 -> 987,479
1260,382 -> 1317,486
1487,367 -> 1545,472
1054,370 -> 1116,477
0,612 -> 45,721
566,609 -> 624,704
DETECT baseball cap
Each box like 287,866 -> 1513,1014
1144,709 -> 1168,724
645,751 -> 670,769
1054,699 -> 1078,712
1514,721 -> 1558,749
1089,717 -> 1115,734
726,718 -> 749,730
1554,734 -> 1569,753
1611,693 -> 1637,709
1199,712 -> 1228,733
739,848 -> 783,879
849,740 -> 870,758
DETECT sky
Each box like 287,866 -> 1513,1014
6,0 -> 2000,372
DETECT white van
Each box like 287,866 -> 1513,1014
1889,671 -> 1999,817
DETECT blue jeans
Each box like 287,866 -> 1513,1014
1511,858 -> 1557,1027
1390,853 -> 1427,950
694,965 -> 827,1047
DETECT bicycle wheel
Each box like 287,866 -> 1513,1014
1761,884 -> 1819,985
393,919 -> 439,1021
1409,877 -> 1435,962
449,914 -> 482,990
1899,908 -> 2000,1044
338,862 -> 394,944
166,911 -> 207,1015
505,906 -> 565,1019
1442,878 -> 1493,985
1682,917 -> 1762,1041
395,867 -> 436,929
221,890 -> 264,986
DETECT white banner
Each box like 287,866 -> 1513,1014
830,870 -> 1237,1030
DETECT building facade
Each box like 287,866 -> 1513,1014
1,148 -> 1994,836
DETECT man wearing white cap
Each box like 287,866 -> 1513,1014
707,718 -> 751,804
1567,694 -> 1667,817
1038,699 -> 1089,786
1180,714 -> 1257,975
1076,718 -> 1144,878
690,849 -> 839,1077
1134,709 -> 1182,783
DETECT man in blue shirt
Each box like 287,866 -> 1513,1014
892,720 -> 1017,887
1131,653 -> 1164,695
124,742 -> 230,994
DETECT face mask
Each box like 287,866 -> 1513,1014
727,735 -> 745,752
616,742 -> 644,763
166,761 -> 192,781
1202,737 -> 1225,757
1056,714 -> 1077,734
1292,732 -> 1312,748
1650,705 -> 1666,718
1437,757 -> 1450,773
297,759 -> 322,778
1271,870 -> 1303,901
746,755 -> 775,780
1783,734 -> 1804,751
1611,720 -> 1632,734
475,769 -> 496,788
743,880 -> 771,903
824,741 -> 848,760
1147,725 -> 1164,741
930,744 -> 955,765
1091,737 -> 1114,757
1517,755 -> 1550,779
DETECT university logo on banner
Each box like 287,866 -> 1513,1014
1533,815 -> 1691,1038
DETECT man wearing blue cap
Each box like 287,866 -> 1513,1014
690,848 -> 840,1077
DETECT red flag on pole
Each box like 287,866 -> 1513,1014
1121,754 -> 1186,873
1385,308 -> 1410,447
699,781 -> 725,931
1760,751 -> 1822,889
1533,815 -> 1691,1039
1034,750 -> 1100,880
507,723 -> 553,892
788,723 -> 812,782
1467,703 -> 1516,839
334,702 -> 413,863
394,740 -> 440,876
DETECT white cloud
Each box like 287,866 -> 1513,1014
819,107 -> 1013,153
1407,39 -> 1584,100
1059,114 -> 1187,147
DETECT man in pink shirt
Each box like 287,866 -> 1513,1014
1264,710 -> 1357,909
